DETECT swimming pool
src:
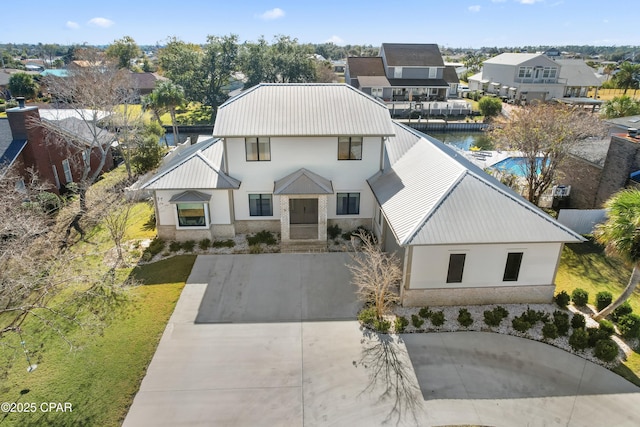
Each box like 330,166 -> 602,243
490,157 -> 545,177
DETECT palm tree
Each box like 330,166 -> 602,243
600,95 -> 640,119
150,81 -> 186,147
593,189 -> 640,320
613,61 -> 640,95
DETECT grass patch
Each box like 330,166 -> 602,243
0,256 -> 194,427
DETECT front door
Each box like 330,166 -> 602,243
290,198 -> 318,224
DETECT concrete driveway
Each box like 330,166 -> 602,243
194,253 -> 360,323
124,254 -> 640,426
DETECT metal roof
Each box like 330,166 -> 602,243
557,209 -> 607,235
212,83 -> 395,137
368,123 -> 584,246
483,53 -> 551,66
140,138 -> 241,190
273,168 -> 333,195
169,190 -> 212,203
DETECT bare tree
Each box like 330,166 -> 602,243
491,102 -> 607,205
41,48 -> 132,245
103,198 -> 132,267
346,231 -> 402,319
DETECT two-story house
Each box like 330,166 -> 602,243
468,53 -> 566,103
140,83 -> 583,307
345,43 -> 458,102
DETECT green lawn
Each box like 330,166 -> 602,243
556,239 -> 640,386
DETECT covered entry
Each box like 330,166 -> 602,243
274,168 -> 333,243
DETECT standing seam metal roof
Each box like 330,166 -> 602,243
212,83 -> 395,137
368,123 -> 584,246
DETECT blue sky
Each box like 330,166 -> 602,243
4,0 -> 638,48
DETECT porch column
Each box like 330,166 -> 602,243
280,195 -> 290,242
318,195 -> 327,241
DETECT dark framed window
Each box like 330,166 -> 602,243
245,137 -> 271,161
336,193 -> 360,215
177,203 -> 207,227
249,194 -> 273,216
503,252 -> 523,282
446,253 -> 466,283
338,136 -> 362,160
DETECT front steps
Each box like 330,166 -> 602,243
280,240 -> 328,253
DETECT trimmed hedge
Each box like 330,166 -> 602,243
571,288 -> 589,307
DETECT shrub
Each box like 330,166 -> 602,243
569,328 -> 589,351
553,311 -> 570,336
182,240 -> 196,252
542,323 -> 559,340
249,244 -> 263,254
411,314 -> 424,329
169,241 -> 182,252
327,224 -> 342,240
612,301 -> 633,322
247,230 -> 277,246
394,316 -> 409,333
457,308 -> 474,328
587,327 -> 610,348
571,313 -> 586,330
199,238 -> 211,250
595,291 -> 613,312
571,288 -> 589,307
418,307 -> 432,319
483,306 -> 509,327
594,339 -> 619,362
146,237 -> 165,257
522,308 -> 549,325
430,311 -> 445,327
554,291 -> 570,308
617,313 -> 640,339
598,319 -> 615,336
512,316 -> 532,333
211,239 -> 235,248
358,307 -> 377,325
374,318 -> 391,333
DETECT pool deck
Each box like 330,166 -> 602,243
463,149 -> 521,170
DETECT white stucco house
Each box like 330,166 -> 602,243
139,83 -> 583,306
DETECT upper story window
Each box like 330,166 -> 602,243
429,67 -> 437,78
371,87 -> 383,98
338,136 -> 362,160
518,66 -> 533,79
245,137 -> 271,161
542,67 -> 557,79
393,67 -> 402,78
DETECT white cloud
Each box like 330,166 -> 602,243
87,17 -> 114,28
517,0 -> 543,4
66,21 -> 80,29
468,5 -> 481,12
257,8 -> 285,21
325,35 -> 345,45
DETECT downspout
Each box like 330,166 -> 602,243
400,245 -> 413,305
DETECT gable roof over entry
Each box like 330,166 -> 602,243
368,123 -> 584,246
274,168 -> 333,195
213,83 -> 395,138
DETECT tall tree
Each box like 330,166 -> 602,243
105,36 -> 141,70
593,189 -> 640,320
478,96 -> 502,121
613,61 -> 640,95
41,49 -> 132,242
8,72 -> 39,99
201,34 -> 239,122
157,37 -> 203,103
601,95 -> 640,119
239,37 -> 275,88
491,103 -> 606,206
150,80 -> 186,146
270,35 -> 316,83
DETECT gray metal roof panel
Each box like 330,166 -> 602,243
213,83 -> 395,137
169,190 -> 212,203
555,59 -> 602,87
274,168 -> 333,195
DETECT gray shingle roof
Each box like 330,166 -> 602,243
356,76 -> 391,88
368,123 -> 584,245
381,44 -> 444,67
139,138 -> 240,190
212,83 -> 395,137
274,168 -> 333,195
346,57 -> 386,77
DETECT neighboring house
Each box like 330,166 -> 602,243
345,43 -> 457,102
1,99 -> 114,193
469,53 -> 566,103
129,71 -> 168,97
139,83 -> 582,306
0,69 -> 41,98
555,59 -> 602,98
